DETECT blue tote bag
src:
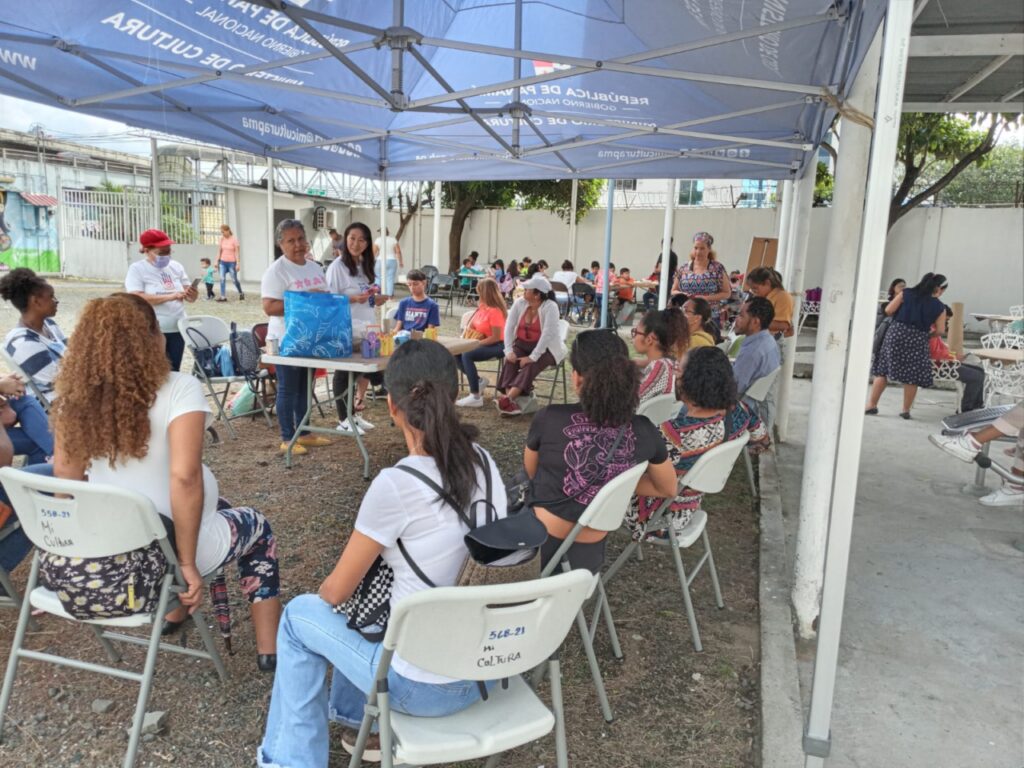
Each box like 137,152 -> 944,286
280,290 -> 353,358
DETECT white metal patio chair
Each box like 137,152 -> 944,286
534,319 -> 571,406
0,349 -> 52,413
179,316 -> 272,438
538,460 -> 649,723
741,368 -> 779,498
1008,305 -> 1023,320
345,569 -> 594,768
598,432 -> 749,653
797,299 -> 821,335
0,467 -> 228,768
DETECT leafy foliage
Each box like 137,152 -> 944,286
921,144 -> 1024,207
813,161 -> 833,206
890,113 -> 1021,228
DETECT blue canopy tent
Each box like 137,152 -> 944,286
0,3 -> 917,767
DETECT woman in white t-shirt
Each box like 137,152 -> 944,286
260,219 -> 332,456
125,228 -> 198,371
372,227 -> 403,296
259,340 -> 506,767
46,294 -> 282,672
326,222 -> 383,435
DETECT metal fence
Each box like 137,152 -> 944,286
60,187 -> 226,245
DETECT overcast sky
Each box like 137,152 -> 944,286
0,95 -> 153,156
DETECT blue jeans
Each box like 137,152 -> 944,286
7,396 -> 53,464
275,364 -> 309,441
219,261 -> 242,298
459,342 -> 504,394
0,463 -> 54,575
383,257 -> 399,296
258,594 -> 486,768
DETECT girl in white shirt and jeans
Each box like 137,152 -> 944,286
259,340 -> 505,768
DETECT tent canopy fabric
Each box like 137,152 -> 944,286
0,0 -> 885,181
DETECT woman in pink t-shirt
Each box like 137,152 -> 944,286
455,278 -> 508,408
216,224 -> 244,302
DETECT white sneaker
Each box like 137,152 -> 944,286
478,376 -> 490,392
928,432 -> 981,463
978,483 -> 1024,507
456,393 -> 484,408
353,414 -> 375,431
336,419 -> 365,436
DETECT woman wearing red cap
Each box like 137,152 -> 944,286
125,229 -> 198,371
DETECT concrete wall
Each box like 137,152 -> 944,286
347,204 -> 1021,334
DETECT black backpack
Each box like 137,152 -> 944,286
229,322 -> 262,390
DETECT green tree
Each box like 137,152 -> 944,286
814,161 -> 834,206
890,113 -> 1020,228
931,144 -> 1024,207
441,179 -> 602,272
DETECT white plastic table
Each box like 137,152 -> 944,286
262,336 -> 479,476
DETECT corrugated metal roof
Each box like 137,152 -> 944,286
19,193 -> 59,207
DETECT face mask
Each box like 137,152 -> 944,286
153,255 -> 171,269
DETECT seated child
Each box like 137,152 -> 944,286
393,269 -> 440,333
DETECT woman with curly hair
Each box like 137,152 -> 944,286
523,330 -> 676,573
47,293 -> 282,671
628,346 -> 770,542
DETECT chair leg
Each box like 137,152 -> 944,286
483,753 -> 503,768
549,656 -> 569,768
743,450 -> 757,498
89,624 -> 122,664
378,684 -> 394,768
0,555 -> 40,741
0,566 -> 38,632
667,527 -> 703,653
601,540 -> 637,586
575,609 -> 614,722
188,607 -> 228,682
348,707 -> 377,768
703,530 -> 725,610
123,575 -> 174,768
596,580 -> 623,660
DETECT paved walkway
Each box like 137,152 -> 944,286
774,379 -> 1024,767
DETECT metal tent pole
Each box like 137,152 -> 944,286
431,181 -> 442,269
568,178 -> 579,267
600,180 -> 614,329
150,137 -> 160,229
803,3 -> 913,764
266,157 -> 274,270
775,179 -> 795,279
791,28 -> 883,640
659,179 -> 678,309
775,164 -> 817,442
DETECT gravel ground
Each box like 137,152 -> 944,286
0,279 -> 760,767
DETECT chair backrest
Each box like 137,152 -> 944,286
421,265 -> 439,280
572,283 -> 595,298
0,467 -> 172,560
637,393 -> 680,426
550,281 -> 569,295
744,366 -> 780,402
385,569 -> 593,681
251,322 -> 269,349
0,349 -> 52,411
679,432 -> 750,494
178,315 -> 231,349
577,460 -> 650,532
432,274 -> 455,291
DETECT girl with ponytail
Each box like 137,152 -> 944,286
260,340 -> 507,767
632,307 -> 690,406
523,330 -> 676,574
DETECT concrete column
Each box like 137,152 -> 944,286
600,180 -> 614,329
266,157 -> 275,271
803,3 -> 914,764
775,179 -> 795,278
568,178 -> 579,267
791,29 -> 883,640
150,137 -> 160,229
775,164 -> 817,442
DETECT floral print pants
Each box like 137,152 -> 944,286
216,499 -> 279,603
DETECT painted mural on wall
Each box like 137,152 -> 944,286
0,190 -> 60,273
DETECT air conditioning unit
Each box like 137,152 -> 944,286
313,206 -> 336,230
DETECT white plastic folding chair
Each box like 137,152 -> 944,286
539,460 -> 649,723
345,569 -> 594,768
536,320 -> 571,406
636,393 -> 680,427
741,368 -> 779,498
599,432 -> 749,652
0,349 -> 52,413
0,467 -> 227,768
178,315 -> 272,438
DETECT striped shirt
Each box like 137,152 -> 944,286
4,319 -> 67,401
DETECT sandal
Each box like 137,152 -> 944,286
864,407 -> 878,415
